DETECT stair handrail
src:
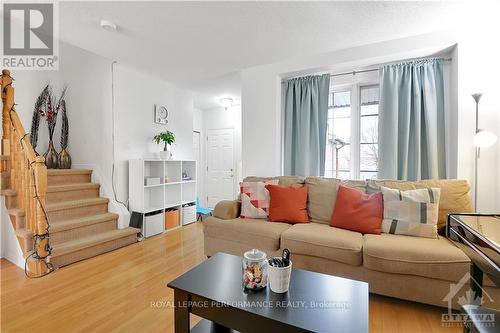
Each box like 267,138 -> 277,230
1,69 -> 51,275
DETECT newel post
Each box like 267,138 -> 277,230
33,155 -> 49,257
1,69 -> 13,156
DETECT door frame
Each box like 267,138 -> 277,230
205,127 -> 236,208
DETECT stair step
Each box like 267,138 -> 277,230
0,155 -> 8,161
8,208 -> 25,229
0,171 -> 10,190
50,213 -> 118,244
15,228 -> 33,254
50,227 -> 139,268
46,183 -> 100,203
47,169 -> 92,185
51,212 -> 118,232
46,197 -> 109,222
1,189 -> 16,196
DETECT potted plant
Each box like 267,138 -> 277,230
153,130 -> 175,160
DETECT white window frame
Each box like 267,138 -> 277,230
329,73 -> 379,180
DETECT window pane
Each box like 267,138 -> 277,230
360,171 -> 378,180
336,144 -> 350,171
333,118 -> 351,143
360,86 -> 379,106
360,115 -> 378,143
360,143 -> 378,171
333,91 -> 350,107
328,93 -> 333,107
360,104 -> 379,116
336,171 -> 351,180
334,106 -> 350,118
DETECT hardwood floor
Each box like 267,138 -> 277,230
1,222 -> 459,333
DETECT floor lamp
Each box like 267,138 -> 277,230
472,93 -> 498,211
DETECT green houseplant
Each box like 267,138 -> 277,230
153,130 -> 175,160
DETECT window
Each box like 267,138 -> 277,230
325,85 -> 379,179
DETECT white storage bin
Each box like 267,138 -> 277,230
182,205 -> 196,225
143,210 -> 164,237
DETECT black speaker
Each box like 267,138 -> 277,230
129,211 -> 143,229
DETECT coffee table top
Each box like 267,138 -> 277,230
168,252 -> 368,332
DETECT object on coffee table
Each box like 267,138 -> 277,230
242,249 -> 268,290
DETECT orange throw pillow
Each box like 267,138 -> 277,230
329,185 -> 383,234
265,184 -> 309,224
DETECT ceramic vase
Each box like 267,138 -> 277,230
58,148 -> 72,169
43,140 -> 59,169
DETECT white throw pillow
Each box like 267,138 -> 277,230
240,179 -> 279,219
381,186 -> 440,238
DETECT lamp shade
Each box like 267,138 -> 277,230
474,129 -> 498,147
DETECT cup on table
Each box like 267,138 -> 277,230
268,259 -> 292,293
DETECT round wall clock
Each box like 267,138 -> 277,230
155,105 -> 169,124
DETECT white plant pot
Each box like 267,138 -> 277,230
159,150 -> 172,160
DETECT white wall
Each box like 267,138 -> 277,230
241,29 -> 500,212
1,41 -> 196,263
112,64 -> 194,210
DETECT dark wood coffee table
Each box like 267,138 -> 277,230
167,252 -> 368,332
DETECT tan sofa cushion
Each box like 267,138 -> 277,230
203,216 -> 291,251
281,223 -> 363,266
363,233 -> 470,281
213,200 -> 241,220
305,177 -> 367,224
367,179 -> 473,231
243,176 -> 305,187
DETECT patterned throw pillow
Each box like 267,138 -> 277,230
381,186 -> 440,238
240,180 -> 279,219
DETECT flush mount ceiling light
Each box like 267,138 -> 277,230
100,20 -> 117,32
220,97 -> 233,110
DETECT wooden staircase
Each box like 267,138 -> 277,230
1,69 -> 138,275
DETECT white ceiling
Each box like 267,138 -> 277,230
58,1 -> 465,109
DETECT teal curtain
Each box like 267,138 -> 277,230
283,74 -> 330,176
378,58 -> 446,180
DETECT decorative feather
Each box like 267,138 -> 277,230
60,99 -> 69,149
30,85 -> 50,150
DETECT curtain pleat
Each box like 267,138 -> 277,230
378,58 -> 446,180
283,74 -> 330,176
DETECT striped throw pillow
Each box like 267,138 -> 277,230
381,186 -> 440,238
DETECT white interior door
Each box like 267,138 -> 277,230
206,128 -> 235,208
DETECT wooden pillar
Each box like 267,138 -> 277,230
33,155 -> 49,257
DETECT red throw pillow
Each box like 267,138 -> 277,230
265,184 -> 309,224
329,185 -> 383,234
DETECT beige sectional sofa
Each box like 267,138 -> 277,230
203,176 -> 499,309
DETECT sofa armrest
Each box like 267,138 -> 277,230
213,200 -> 241,220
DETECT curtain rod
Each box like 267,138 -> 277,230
282,58 -> 452,82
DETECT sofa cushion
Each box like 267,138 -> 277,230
203,217 -> 291,251
281,223 -> 363,266
330,185 -> 383,234
363,233 -> 470,281
266,184 -> 309,224
243,176 -> 305,187
367,179 -> 473,231
305,177 -> 367,224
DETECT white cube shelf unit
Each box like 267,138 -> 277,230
129,159 -> 197,237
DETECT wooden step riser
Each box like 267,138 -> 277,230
50,219 -> 118,245
50,233 -> 137,268
0,173 -> 9,190
17,234 -> 33,255
48,174 -> 91,186
5,194 -> 16,209
9,213 -> 25,230
47,188 -> 100,204
48,203 -> 108,222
